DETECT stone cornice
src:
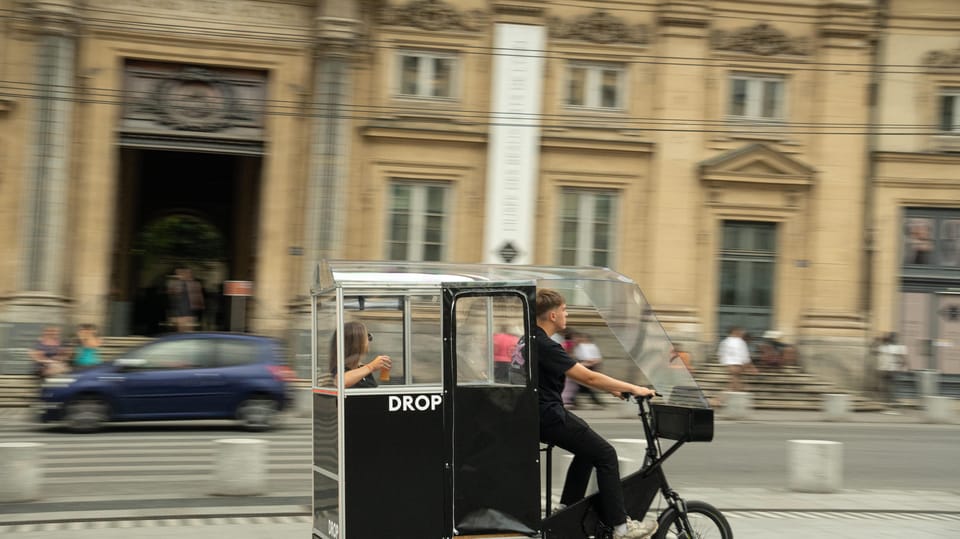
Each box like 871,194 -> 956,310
547,10 -> 648,46
314,16 -> 362,56
491,0 -> 547,18
25,0 -> 79,35
362,119 -> 486,144
923,42 -> 960,70
818,1 -> 877,40
541,132 -> 654,154
874,151 -> 960,166
711,23 -> 808,57
657,0 -> 711,29
378,0 -> 488,32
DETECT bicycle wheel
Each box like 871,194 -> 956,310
654,500 -> 732,539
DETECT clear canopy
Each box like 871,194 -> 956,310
315,260 -> 709,409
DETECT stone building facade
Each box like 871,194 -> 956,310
1,0 -> 958,388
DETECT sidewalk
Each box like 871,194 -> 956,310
2,487 -> 958,538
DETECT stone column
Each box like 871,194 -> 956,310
0,1 -> 77,372
18,0 -> 77,299
648,1 -> 711,341
797,2 -> 876,388
290,5 -> 362,377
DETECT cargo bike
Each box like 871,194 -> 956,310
311,261 -> 731,539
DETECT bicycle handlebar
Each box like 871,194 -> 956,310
620,390 -> 661,402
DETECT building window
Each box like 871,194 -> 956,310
556,189 -> 618,267
387,183 -> 449,262
397,51 -> 456,98
565,63 -> 625,109
903,211 -> 960,268
729,73 -> 785,121
939,90 -> 960,132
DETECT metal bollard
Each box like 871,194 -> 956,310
212,438 -> 268,496
822,393 -> 850,422
723,391 -> 752,419
0,442 -> 43,502
788,439 -> 843,493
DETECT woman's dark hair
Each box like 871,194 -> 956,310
329,321 -> 369,374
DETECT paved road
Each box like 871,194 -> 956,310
0,417 -> 312,500
2,408 -> 959,537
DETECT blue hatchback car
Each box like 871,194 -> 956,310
39,333 -> 294,432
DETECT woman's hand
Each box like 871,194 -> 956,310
370,355 -> 392,371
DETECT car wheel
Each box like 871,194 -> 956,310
65,396 -> 109,433
237,396 -> 279,431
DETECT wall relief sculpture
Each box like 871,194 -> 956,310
924,44 -> 960,69
712,23 -> 808,56
122,61 -> 266,138
378,0 -> 488,32
548,10 -> 648,45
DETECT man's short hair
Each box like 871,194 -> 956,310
536,288 -> 565,319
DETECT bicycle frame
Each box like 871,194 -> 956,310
541,395 -> 708,539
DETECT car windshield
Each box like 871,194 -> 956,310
316,260 -> 709,409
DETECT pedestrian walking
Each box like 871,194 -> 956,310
717,327 -> 756,393
876,332 -> 907,410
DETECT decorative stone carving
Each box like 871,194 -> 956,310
123,62 -> 266,137
924,44 -> 960,69
379,0 -> 488,32
712,23 -> 808,56
548,10 -> 648,45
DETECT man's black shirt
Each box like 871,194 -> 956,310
534,325 -> 578,427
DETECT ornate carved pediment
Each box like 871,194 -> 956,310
700,143 -> 815,187
548,10 -> 648,45
379,0 -> 488,32
924,44 -> 960,69
712,23 -> 808,56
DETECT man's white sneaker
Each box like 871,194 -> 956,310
613,517 -> 658,539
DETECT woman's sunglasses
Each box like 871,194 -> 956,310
367,333 -> 373,342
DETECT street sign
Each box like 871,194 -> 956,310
223,280 -> 253,297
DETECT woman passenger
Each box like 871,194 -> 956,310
329,321 -> 392,388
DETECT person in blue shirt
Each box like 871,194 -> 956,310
73,324 -> 102,369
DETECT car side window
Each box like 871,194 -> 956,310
217,339 -> 261,367
134,339 -> 215,370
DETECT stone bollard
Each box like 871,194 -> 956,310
295,387 -> 313,418
822,393 -> 850,422
787,440 -> 843,493
723,391 -> 752,419
923,396 -> 956,424
916,370 -> 939,398
212,438 -> 268,496
0,442 -> 43,502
